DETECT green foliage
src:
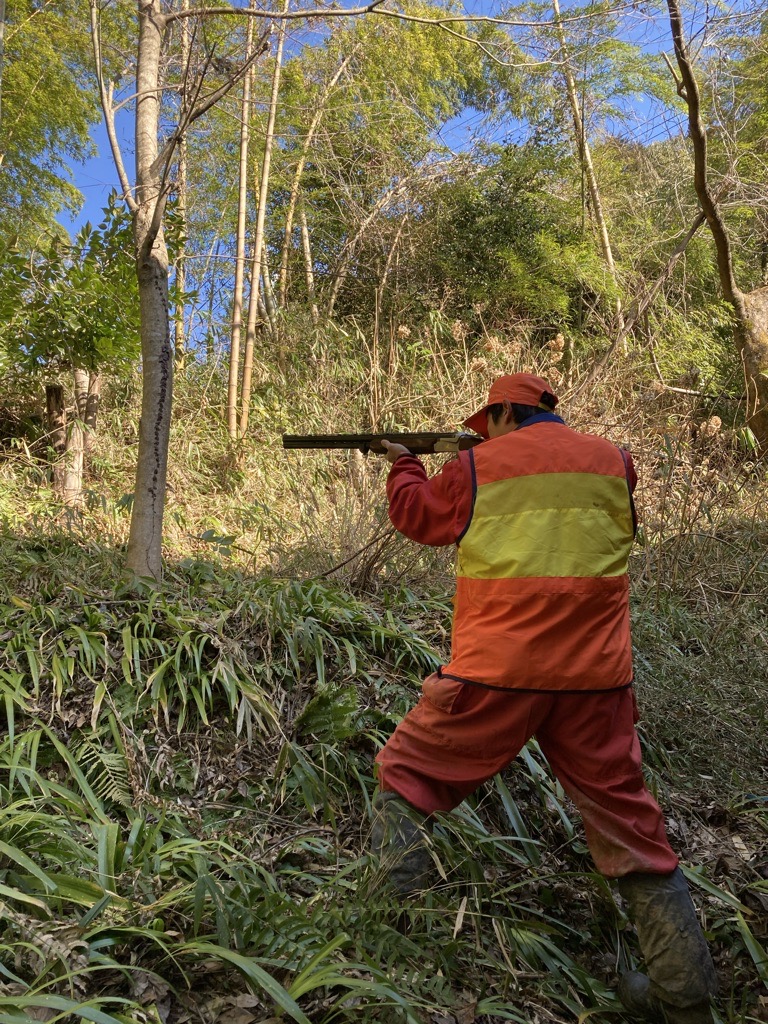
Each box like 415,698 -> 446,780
709,13 -> 768,290
0,197 -> 140,376
647,300 -> 740,388
0,0 -> 101,243
0,544 -> 440,756
418,143 -> 609,329
553,2 -> 678,124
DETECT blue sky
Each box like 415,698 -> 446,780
60,121 -> 125,236
55,0 -> 732,240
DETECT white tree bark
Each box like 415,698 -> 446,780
277,49 -> 356,309
74,367 -> 89,421
62,419 -> 85,506
299,203 -> 319,325
240,7 -> 287,436
126,0 -> 174,579
85,373 -> 102,453
174,0 -> 190,365
552,0 -> 624,339
0,0 -> 6,169
74,367 -> 101,455
227,7 -> 255,439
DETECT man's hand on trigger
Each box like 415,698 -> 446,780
381,440 -> 412,465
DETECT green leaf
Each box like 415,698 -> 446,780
0,994 -> 130,1024
680,866 -> 749,911
0,882 -> 49,911
0,840 -> 57,893
287,934 -> 349,999
735,911 -> 768,985
180,943 -> 312,1024
494,774 -> 542,865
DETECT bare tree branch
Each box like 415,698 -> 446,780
569,210 -> 707,401
168,0 -> 389,24
153,32 -> 269,178
90,0 -> 137,211
661,50 -> 683,96
666,0 -> 743,313
277,45 -> 358,307
166,0 -> 643,31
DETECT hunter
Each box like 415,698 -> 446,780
372,372 -> 717,1024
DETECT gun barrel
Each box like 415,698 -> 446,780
283,434 -> 380,450
282,432 -> 483,454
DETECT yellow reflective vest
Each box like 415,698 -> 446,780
442,416 -> 636,692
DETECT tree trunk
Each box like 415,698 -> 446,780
227,7 -> 255,439
206,238 -> 221,363
277,49 -> 355,309
240,8 -> 287,436
174,180 -> 187,364
740,289 -> 768,442
299,203 -> 319,325
46,380 -> 85,505
71,366 -> 90,495
666,0 -> 768,447
46,384 -> 67,495
74,367 -> 89,420
84,372 -> 102,454
0,0 -> 5,170
126,0 -> 173,580
75,368 -> 101,456
552,0 -> 624,341
173,0 -> 189,366
261,240 -> 277,332
61,418 -> 85,505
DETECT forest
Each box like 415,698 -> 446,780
0,0 -> 767,1021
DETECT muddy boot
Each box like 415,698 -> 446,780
617,868 -> 717,1024
618,971 -> 712,1023
370,792 -> 433,895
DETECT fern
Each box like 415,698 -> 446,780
74,738 -> 132,809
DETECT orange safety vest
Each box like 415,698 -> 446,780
441,417 -> 636,692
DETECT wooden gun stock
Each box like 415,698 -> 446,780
282,432 -> 484,455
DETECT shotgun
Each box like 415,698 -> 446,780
282,432 -> 485,455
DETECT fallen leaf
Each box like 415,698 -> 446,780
456,1000 -> 477,1024
731,835 -> 750,859
215,1008 -> 257,1024
453,895 -> 468,939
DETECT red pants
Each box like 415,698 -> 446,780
376,673 -> 678,878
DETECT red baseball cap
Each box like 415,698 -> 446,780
463,373 -> 559,438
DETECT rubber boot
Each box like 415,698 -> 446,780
370,791 -> 433,895
617,868 -> 717,1024
618,971 -> 713,1024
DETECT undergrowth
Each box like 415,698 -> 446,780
0,532 -> 766,1023
0,346 -> 767,1022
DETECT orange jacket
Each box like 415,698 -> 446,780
387,415 -> 636,691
